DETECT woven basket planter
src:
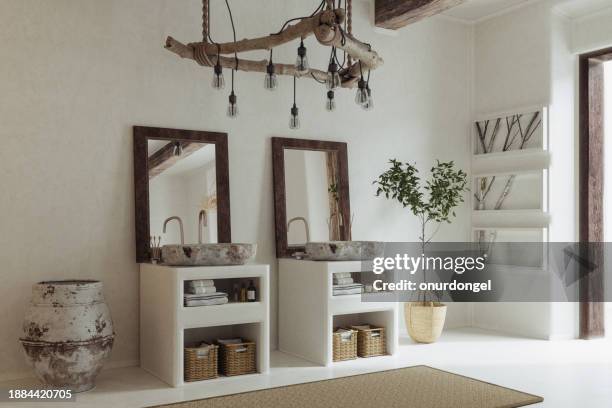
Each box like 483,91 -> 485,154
218,340 -> 256,376
332,328 -> 358,361
351,325 -> 386,357
184,344 -> 218,382
405,302 -> 447,344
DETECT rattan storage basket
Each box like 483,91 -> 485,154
351,325 -> 386,358
332,328 -> 358,361
218,340 -> 256,376
184,344 -> 218,382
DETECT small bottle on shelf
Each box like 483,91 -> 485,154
247,280 -> 257,302
240,283 -> 247,302
232,283 -> 239,303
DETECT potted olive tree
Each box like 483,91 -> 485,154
374,159 -> 468,343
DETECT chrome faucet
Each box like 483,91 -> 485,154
287,217 -> 310,242
198,210 -> 208,244
163,216 -> 184,244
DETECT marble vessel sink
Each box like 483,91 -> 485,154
305,241 -> 384,261
161,243 -> 256,266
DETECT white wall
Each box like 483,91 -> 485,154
471,1 -> 553,339
548,10 -> 579,340
471,0 -> 612,340
571,7 -> 612,54
473,1 -> 574,338
0,0 -> 473,379
473,1 -> 552,114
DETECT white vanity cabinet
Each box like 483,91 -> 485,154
140,263 -> 270,387
278,259 -> 398,366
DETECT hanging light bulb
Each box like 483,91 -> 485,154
295,39 -> 309,74
326,90 -> 336,112
362,70 -> 373,110
264,50 -> 278,90
326,62 -> 341,90
212,61 -> 225,90
290,104 -> 300,129
211,46 -> 225,90
362,85 -> 374,111
173,141 -> 183,156
227,90 -> 238,118
355,61 -> 369,106
227,68 -> 238,118
289,76 -> 300,129
355,78 -> 369,106
326,48 -> 341,90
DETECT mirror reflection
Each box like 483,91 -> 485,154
148,139 -> 218,245
284,149 -> 342,246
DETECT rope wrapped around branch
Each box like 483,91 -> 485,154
165,5 -> 382,87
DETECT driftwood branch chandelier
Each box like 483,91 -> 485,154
165,0 -> 383,127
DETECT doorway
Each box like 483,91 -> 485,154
605,61 -> 612,337
579,48 -> 611,339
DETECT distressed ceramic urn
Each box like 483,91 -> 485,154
20,280 -> 114,392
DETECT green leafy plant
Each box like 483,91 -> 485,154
373,159 -> 468,253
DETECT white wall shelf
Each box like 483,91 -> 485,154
278,259 -> 398,366
472,149 -> 550,176
140,263 -> 270,387
471,105 -> 550,241
472,210 -> 550,228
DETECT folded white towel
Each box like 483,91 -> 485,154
184,292 -> 228,300
333,287 -> 363,296
187,279 -> 215,288
185,296 -> 228,307
334,272 -> 352,279
333,277 -> 354,285
333,283 -> 363,289
186,286 -> 217,295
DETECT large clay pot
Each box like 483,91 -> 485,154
20,280 -> 114,392
405,302 -> 447,343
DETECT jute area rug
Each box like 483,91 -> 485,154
154,365 -> 543,408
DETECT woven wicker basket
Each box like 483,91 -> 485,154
218,340 -> 256,376
184,344 -> 218,382
351,325 -> 386,358
405,302 -> 447,344
332,328 -> 357,361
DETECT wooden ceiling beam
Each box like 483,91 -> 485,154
375,0 -> 465,30
148,141 -> 204,179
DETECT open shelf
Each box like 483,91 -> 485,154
181,322 -> 267,384
279,259 -> 398,367
183,277 -> 262,307
473,172 -> 545,211
330,311 -> 395,362
140,263 -> 270,387
472,149 -> 550,176
472,210 -> 550,228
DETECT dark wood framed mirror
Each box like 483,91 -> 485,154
133,126 -> 231,262
272,137 -> 351,258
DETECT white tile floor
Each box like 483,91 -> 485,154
2,328 -> 611,408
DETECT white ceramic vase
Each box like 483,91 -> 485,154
20,280 -> 114,392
